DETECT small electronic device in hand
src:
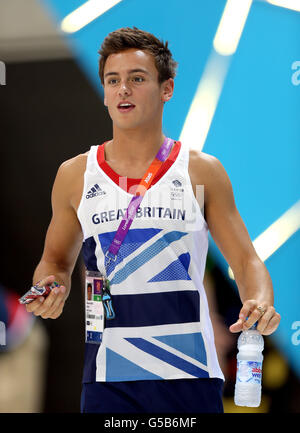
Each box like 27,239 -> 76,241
19,282 -> 59,305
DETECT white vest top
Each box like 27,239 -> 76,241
77,142 -> 224,383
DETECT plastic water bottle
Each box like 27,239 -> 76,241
234,323 -> 264,407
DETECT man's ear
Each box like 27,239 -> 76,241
161,78 -> 174,103
104,95 -> 107,107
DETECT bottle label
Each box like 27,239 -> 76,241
236,360 -> 262,384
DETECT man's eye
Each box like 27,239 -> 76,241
108,79 -> 118,84
132,76 -> 144,82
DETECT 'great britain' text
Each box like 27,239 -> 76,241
92,206 -> 185,224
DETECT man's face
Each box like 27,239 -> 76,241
87,284 -> 92,300
103,48 -> 173,131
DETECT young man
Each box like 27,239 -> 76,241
26,27 -> 280,413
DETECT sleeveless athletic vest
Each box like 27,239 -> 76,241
77,141 -> 225,383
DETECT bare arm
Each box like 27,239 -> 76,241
200,154 -> 280,335
26,158 -> 84,319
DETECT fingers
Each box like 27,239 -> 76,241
229,299 -> 259,333
229,299 -> 281,336
39,285 -> 67,319
25,276 -> 67,319
241,301 -> 268,331
229,318 -> 244,333
26,296 -> 45,314
257,311 -> 281,335
29,286 -> 66,319
25,274 -> 55,314
35,274 -> 56,288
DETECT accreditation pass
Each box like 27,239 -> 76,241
85,271 -> 104,344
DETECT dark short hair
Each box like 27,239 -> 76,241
98,27 -> 178,85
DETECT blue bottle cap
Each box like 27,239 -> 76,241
250,322 -> 258,330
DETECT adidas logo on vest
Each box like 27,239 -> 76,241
86,184 -> 106,199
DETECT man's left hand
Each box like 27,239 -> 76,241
229,299 -> 281,335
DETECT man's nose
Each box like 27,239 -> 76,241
118,80 -> 131,96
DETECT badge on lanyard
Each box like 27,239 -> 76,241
85,270 -> 114,344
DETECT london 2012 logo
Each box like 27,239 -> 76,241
171,179 -> 184,200
172,179 -> 182,188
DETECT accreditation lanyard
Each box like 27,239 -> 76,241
102,137 -> 174,318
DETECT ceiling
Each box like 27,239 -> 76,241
0,0 -> 71,62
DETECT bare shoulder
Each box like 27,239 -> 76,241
58,151 -> 88,176
189,149 -> 225,182
188,149 -> 233,203
53,152 -> 88,211
189,148 -> 223,165
60,152 -> 89,170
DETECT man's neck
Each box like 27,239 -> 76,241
106,128 -> 166,166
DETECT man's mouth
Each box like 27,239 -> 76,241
117,102 -> 135,113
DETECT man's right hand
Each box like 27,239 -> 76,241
26,275 -> 67,319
